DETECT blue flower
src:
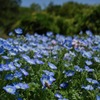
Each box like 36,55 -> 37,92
46,32 -> 53,37
82,51 -> 92,59
82,85 -> 94,90
65,70 -> 75,77
3,85 -> 16,95
34,59 -> 44,64
20,68 -> 29,76
14,71 -> 22,78
40,74 -> 56,88
8,62 -> 16,71
21,54 -> 30,60
86,30 -> 93,36
74,65 -> 83,72
96,95 -> 100,100
79,30 -> 83,35
86,78 -> 99,84
14,28 -> 23,35
2,56 -> 10,59
34,53 -> 43,58
85,60 -> 92,65
0,64 -> 3,71
58,98 -> 68,100
17,97 -> 23,100
8,32 -> 13,36
5,74 -> 14,80
98,86 -> 100,89
94,57 -> 100,63
85,66 -> 94,72
21,54 -> 36,65
14,62 -> 21,68
2,64 -> 10,71
48,62 -> 57,70
0,46 -> 4,54
14,83 -> 29,90
9,50 -> 17,56
60,82 -> 68,89
43,70 -> 54,76
55,93 -> 63,99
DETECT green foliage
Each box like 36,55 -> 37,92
0,0 -> 21,33
0,1 -> 100,36
46,1 -> 61,16
30,3 -> 41,12
19,12 -> 59,34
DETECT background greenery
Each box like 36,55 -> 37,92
0,0 -> 100,38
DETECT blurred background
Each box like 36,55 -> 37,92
0,0 -> 100,38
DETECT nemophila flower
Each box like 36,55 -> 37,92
63,53 -> 71,61
5,74 -> 14,80
0,46 -> 4,54
2,56 -> 10,59
3,85 -> 16,95
20,68 -> 29,76
9,50 -> 17,56
21,54 -> 30,60
84,66 -> 94,72
60,82 -> 68,89
8,32 -> 13,36
64,63 -> 70,67
79,30 -> 83,35
3,42 -> 12,50
14,71 -> 22,78
43,70 -> 54,76
96,95 -> 100,100
19,45 -> 29,52
40,74 -> 56,88
34,59 -> 44,64
58,98 -> 68,100
52,50 -> 57,55
14,62 -> 21,68
82,51 -> 92,59
86,30 -> 93,36
74,65 -> 83,72
21,54 -> 35,64
8,62 -> 16,71
48,62 -> 57,70
82,85 -> 94,90
27,59 -> 36,65
34,53 -> 43,58
98,86 -> 100,89
85,60 -> 92,65
94,57 -> 100,63
86,78 -> 99,84
17,97 -> 23,100
0,64 -> 3,71
13,58 -> 20,62
14,83 -> 29,90
2,64 -> 10,71
14,28 -> 23,35
92,46 -> 99,51
55,93 -> 63,99
46,31 -> 53,37
65,70 -> 75,77
41,50 -> 49,56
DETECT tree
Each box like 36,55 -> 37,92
30,3 -> 41,12
46,1 -> 61,16
0,0 -> 21,33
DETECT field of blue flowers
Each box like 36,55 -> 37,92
0,28 -> 100,100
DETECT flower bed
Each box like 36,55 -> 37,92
0,29 -> 100,100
